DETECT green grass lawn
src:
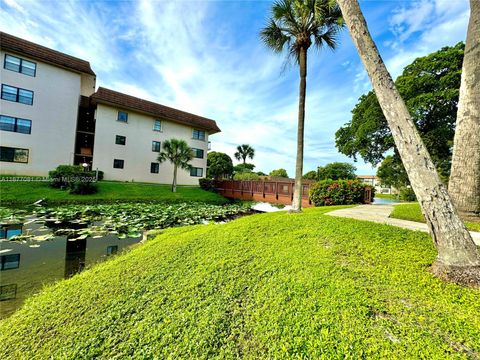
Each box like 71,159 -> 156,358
1,206 -> 479,359
391,203 -> 480,232
0,179 -> 228,206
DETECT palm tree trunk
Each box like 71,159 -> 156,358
448,0 -> 480,218
337,0 -> 480,285
172,165 -> 177,193
291,46 -> 307,212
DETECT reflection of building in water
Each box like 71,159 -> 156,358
0,231 -> 141,318
64,238 -> 87,278
1,253 -> 20,270
0,284 -> 17,301
0,224 -> 23,240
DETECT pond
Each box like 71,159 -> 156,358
372,197 -> 401,205
0,232 -> 141,319
0,202 -> 252,318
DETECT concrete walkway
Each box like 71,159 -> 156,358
326,204 -> 480,246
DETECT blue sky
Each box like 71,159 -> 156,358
0,0 -> 469,175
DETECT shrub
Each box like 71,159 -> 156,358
399,186 -> 417,202
49,165 -> 98,194
309,179 -> 373,206
233,172 -> 260,181
199,178 -> 216,192
95,170 -> 104,181
49,165 -> 83,188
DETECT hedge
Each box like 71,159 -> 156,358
309,179 -> 374,206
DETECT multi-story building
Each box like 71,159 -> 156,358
0,32 -> 220,185
357,175 -> 396,195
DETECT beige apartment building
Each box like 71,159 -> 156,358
0,32 -> 220,185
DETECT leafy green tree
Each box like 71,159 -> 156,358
234,144 -> 255,164
234,163 -> 255,173
269,168 -> 289,178
207,151 -> 233,180
335,43 -> 464,182
337,0 -> 479,283
303,170 -> 318,180
317,162 -> 356,180
260,0 -> 343,212
157,139 -> 193,192
376,156 -> 408,189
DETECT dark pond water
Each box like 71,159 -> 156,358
0,219 -> 141,319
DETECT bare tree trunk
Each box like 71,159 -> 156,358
337,0 -> 480,286
448,0 -> 480,218
291,46 -> 307,212
172,165 -> 177,193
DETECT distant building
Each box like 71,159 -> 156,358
0,32 -> 220,185
357,175 -> 395,194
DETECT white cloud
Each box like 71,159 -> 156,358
385,0 -> 468,78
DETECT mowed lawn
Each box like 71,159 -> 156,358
391,203 -> 480,232
0,179 -> 227,205
1,207 -> 479,359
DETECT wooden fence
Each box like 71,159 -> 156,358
213,180 -> 373,207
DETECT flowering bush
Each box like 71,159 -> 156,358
309,179 -> 374,206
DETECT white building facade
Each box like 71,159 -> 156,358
0,33 -> 220,185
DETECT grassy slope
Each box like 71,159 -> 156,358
1,207 -> 479,359
0,180 -> 227,205
391,203 -> 480,232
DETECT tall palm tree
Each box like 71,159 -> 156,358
158,139 -> 193,193
260,0 -> 344,212
336,0 -> 480,284
449,0 -> 480,218
234,144 -> 255,164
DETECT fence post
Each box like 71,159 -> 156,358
275,181 -> 279,200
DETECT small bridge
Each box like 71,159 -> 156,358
213,180 -> 314,207
213,180 -> 373,207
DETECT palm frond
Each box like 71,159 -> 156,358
260,19 -> 291,53
272,0 -> 301,33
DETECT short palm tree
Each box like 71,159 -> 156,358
234,144 -> 255,164
260,0 -> 343,211
158,139 -> 193,192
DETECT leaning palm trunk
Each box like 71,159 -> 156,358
337,0 -> 480,285
292,47 -> 307,212
448,0 -> 480,218
172,165 -> 178,193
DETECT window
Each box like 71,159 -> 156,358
152,141 -> 161,152
150,162 -> 159,174
115,135 -> 126,145
190,167 -> 203,177
4,54 -> 36,76
107,245 -> 118,256
117,111 -> 128,122
0,284 -> 17,301
0,225 -> 22,240
192,129 -> 205,141
192,148 -> 204,159
1,254 -> 20,270
113,159 -> 124,169
1,84 -> 33,105
0,147 -> 29,163
153,119 -> 162,131
0,115 -> 31,134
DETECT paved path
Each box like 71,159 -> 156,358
326,204 -> 480,246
